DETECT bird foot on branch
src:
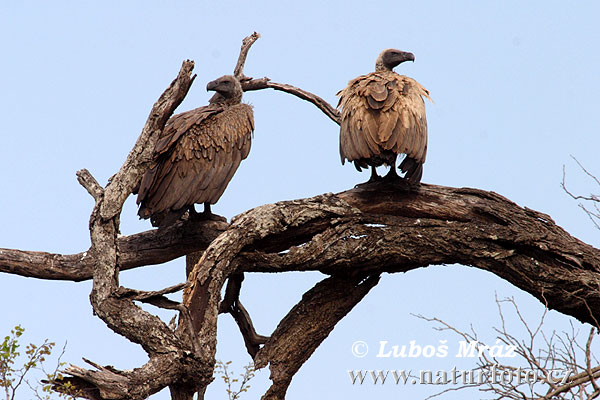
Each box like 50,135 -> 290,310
189,208 -> 227,223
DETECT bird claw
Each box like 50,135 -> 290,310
190,211 -> 227,223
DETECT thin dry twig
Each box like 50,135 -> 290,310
419,296 -> 600,400
562,156 -> 600,231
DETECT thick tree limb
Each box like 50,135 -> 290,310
4,182 -> 600,328
183,181 -> 600,329
181,195 -> 355,385
58,354 -> 197,400
52,60 -> 214,400
231,182 -> 600,326
0,218 -> 226,281
255,274 -> 380,400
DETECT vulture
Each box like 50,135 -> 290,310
136,75 -> 254,227
337,48 -> 431,184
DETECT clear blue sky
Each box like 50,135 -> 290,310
1,1 -> 599,399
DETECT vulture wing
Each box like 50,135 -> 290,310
137,103 -> 254,220
337,71 -> 431,180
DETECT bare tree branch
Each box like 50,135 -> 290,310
231,31 -> 341,124
0,217 -> 227,281
233,32 -> 260,80
562,156 -> 600,231
76,169 -> 104,202
421,296 -> 600,400
52,59 -> 209,400
242,78 -> 341,124
219,273 -> 269,358
255,274 -> 380,400
3,182 -> 600,326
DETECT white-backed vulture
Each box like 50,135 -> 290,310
136,75 -> 254,227
337,49 -> 431,184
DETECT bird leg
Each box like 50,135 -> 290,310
189,203 -> 227,223
367,166 -> 381,183
383,165 -> 401,182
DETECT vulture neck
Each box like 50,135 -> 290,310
375,59 -> 394,72
209,92 -> 242,106
375,52 -> 398,72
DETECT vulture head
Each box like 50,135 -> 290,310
375,49 -> 415,72
207,75 -> 243,105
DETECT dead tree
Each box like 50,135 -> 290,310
1,33 -> 600,400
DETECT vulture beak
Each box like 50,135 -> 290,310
402,52 -> 415,63
206,79 -> 219,92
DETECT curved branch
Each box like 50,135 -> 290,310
4,182 -> 600,330
187,182 -> 600,327
232,31 -> 341,124
242,78 -> 340,124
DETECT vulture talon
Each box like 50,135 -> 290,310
189,203 -> 227,223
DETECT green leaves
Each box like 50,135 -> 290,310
0,326 -> 70,400
214,360 -> 256,400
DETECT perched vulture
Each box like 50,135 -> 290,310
136,75 -> 254,227
337,49 -> 431,184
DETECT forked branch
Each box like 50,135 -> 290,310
232,32 -> 341,124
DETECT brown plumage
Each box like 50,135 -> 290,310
136,75 -> 254,227
337,49 -> 431,184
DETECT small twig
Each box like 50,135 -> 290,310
580,204 -> 600,231
562,158 -> 600,232
572,155 -> 600,188
586,328 -> 600,393
562,165 -> 598,202
81,358 -> 106,372
116,283 -> 188,309
116,282 -> 188,300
